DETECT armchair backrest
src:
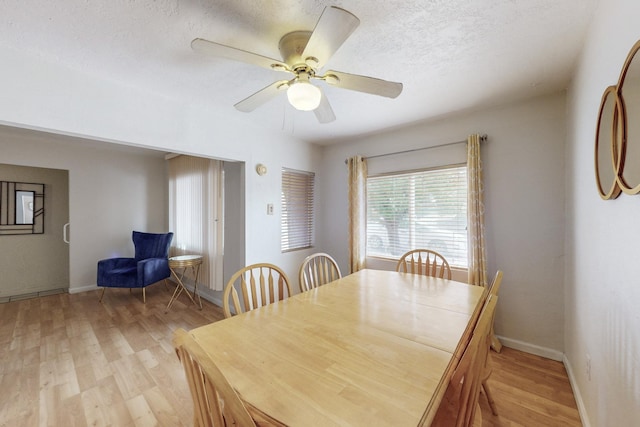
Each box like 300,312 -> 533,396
133,231 -> 173,261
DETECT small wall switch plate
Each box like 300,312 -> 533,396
267,203 -> 274,215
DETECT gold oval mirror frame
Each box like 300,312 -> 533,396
617,39 -> 640,195
595,86 -> 623,199
595,39 -> 640,199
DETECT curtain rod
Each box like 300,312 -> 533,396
344,134 -> 487,164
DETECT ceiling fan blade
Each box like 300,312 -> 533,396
323,70 -> 403,98
314,90 -> 336,123
191,38 -> 289,72
234,80 -> 290,112
302,7 -> 360,69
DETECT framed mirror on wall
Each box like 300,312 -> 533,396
0,181 -> 45,234
595,39 -> 640,199
617,39 -> 640,194
595,85 -> 623,199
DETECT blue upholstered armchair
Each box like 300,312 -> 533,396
97,231 -> 173,303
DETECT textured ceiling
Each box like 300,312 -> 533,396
0,0 -> 598,144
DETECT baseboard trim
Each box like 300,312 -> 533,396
177,282 -> 224,307
68,283 -> 225,308
69,284 -> 99,294
0,288 -> 66,303
496,335 -> 564,361
563,354 -> 591,427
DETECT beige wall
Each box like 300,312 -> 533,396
318,92 -> 567,359
0,163 -> 69,296
565,0 -> 640,425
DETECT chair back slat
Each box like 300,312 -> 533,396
251,272 -> 259,309
488,270 -> 503,296
298,253 -> 342,292
223,264 -> 292,318
173,329 -> 256,427
258,270 -> 266,307
230,288 -> 243,319
278,275 -> 285,301
268,271 -> 276,302
414,253 -> 422,275
396,249 -> 452,280
430,295 -> 498,427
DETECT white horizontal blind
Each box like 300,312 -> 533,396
281,168 -> 315,252
366,165 -> 468,268
367,143 -> 467,176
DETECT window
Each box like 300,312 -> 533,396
168,155 -> 224,290
281,168 -> 315,252
366,165 -> 468,268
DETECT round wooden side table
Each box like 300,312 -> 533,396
167,254 -> 203,311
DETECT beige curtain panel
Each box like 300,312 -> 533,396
467,134 -> 488,287
347,155 -> 367,273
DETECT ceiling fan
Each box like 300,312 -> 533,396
191,6 -> 403,123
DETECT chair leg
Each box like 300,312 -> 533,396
99,287 -> 106,302
482,380 -> 498,416
473,401 -> 483,426
143,287 -> 146,304
490,327 -> 503,353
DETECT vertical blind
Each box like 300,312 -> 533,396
281,168 -> 315,252
366,165 -> 468,268
168,155 -> 224,290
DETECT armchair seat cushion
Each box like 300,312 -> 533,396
111,267 -> 137,275
98,265 -> 138,288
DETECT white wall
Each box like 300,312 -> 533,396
0,125 -> 167,292
565,0 -> 640,425
0,45 -> 322,293
0,122 -> 321,296
319,92 -> 567,359
242,136 -> 322,287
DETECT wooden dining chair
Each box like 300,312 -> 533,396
487,269 -> 503,297
431,294 -> 498,427
488,269 -> 504,352
222,263 -> 292,318
298,252 -> 342,292
481,270 -> 503,416
396,249 -> 452,279
173,328 -> 256,427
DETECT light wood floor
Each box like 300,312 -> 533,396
478,348 -> 582,426
0,286 -> 582,426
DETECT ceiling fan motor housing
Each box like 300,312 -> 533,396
278,31 -> 318,70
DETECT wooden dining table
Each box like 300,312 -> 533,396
187,268 -> 485,426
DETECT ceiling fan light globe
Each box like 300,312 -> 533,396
287,81 -> 322,111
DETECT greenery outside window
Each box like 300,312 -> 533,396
366,165 -> 468,268
281,168 -> 315,252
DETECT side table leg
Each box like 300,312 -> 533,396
166,268 -> 187,311
166,258 -> 203,311
191,264 -> 203,310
